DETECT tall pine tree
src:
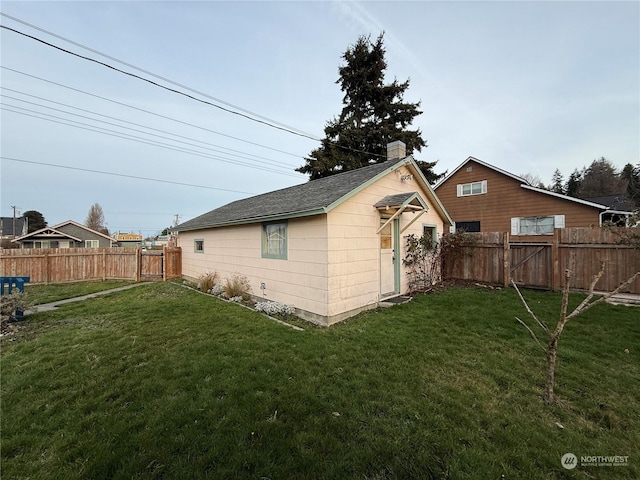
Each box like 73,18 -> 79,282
297,34 -> 442,183
550,169 -> 565,194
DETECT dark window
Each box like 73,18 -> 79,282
456,221 -> 480,233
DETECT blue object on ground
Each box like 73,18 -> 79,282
0,276 -> 31,295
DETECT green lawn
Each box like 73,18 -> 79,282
2,282 -> 638,479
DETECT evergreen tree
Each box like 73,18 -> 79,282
564,168 -> 583,198
23,210 -> 47,233
550,169 -> 565,194
621,163 -> 640,208
297,34 -> 442,183
577,157 -> 626,198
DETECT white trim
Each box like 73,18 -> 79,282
456,180 -> 487,197
435,156 -> 528,189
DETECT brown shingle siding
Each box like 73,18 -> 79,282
435,159 -> 604,240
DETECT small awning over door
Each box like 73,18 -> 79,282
374,192 -> 429,234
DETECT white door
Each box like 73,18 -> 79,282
380,218 -> 397,297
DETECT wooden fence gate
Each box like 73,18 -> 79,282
442,227 -> 640,294
509,243 -> 553,290
139,250 -> 164,280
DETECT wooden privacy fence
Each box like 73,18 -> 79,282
0,247 -> 182,284
444,227 -> 640,294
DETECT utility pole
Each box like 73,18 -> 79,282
11,205 -> 18,237
173,214 -> 181,227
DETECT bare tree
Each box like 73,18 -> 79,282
85,203 -> 109,235
513,261 -> 639,403
520,173 -> 546,189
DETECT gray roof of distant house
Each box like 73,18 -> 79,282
176,160 -> 404,231
582,194 -> 635,212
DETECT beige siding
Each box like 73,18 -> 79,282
179,163 -> 446,325
326,165 -> 445,319
179,216 -> 330,317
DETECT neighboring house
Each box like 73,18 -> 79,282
434,157 -> 633,241
582,194 -> 637,225
0,216 -> 28,243
12,220 -> 115,248
176,141 -> 453,326
113,232 -> 144,247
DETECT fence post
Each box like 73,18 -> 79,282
503,232 -> 510,287
44,250 -> 50,285
552,228 -> 561,291
136,248 -> 141,282
102,249 -> 107,281
162,246 -> 167,281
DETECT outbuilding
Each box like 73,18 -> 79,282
176,142 -> 453,325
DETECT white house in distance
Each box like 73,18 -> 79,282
175,141 -> 453,326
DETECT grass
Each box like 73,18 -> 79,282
1,282 -> 638,479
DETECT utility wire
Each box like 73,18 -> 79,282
1,92 -> 297,172
1,66 -> 305,161
1,12 -> 320,140
1,88 -> 297,169
1,156 -> 258,194
2,105 -> 302,177
1,24 -> 387,161
0,24 -> 322,142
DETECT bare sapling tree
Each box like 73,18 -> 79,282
513,260 -> 640,404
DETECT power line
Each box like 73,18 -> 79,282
1,66 -> 306,161
2,105 -> 302,177
0,24 -> 386,162
1,12 -> 320,140
1,92 -> 298,173
1,156 -> 258,194
0,24 -> 323,143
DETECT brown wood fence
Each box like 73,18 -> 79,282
444,227 -> 640,294
0,247 -> 182,284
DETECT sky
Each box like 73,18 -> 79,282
1,1 -> 638,236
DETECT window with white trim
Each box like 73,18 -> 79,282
85,240 -> 99,248
511,215 -> 565,236
194,239 -> 204,253
262,222 -> 287,259
457,180 -> 487,197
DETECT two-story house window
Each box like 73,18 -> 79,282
511,215 -> 565,235
456,180 -> 487,197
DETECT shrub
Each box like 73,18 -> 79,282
224,273 -> 252,299
1,291 -> 34,322
254,301 -> 295,316
197,272 -> 218,292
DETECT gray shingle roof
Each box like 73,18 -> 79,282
582,194 -> 635,212
176,159 -> 402,231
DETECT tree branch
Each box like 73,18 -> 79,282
511,280 -> 549,333
515,316 -> 547,353
567,270 -> 640,320
569,262 -> 605,317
